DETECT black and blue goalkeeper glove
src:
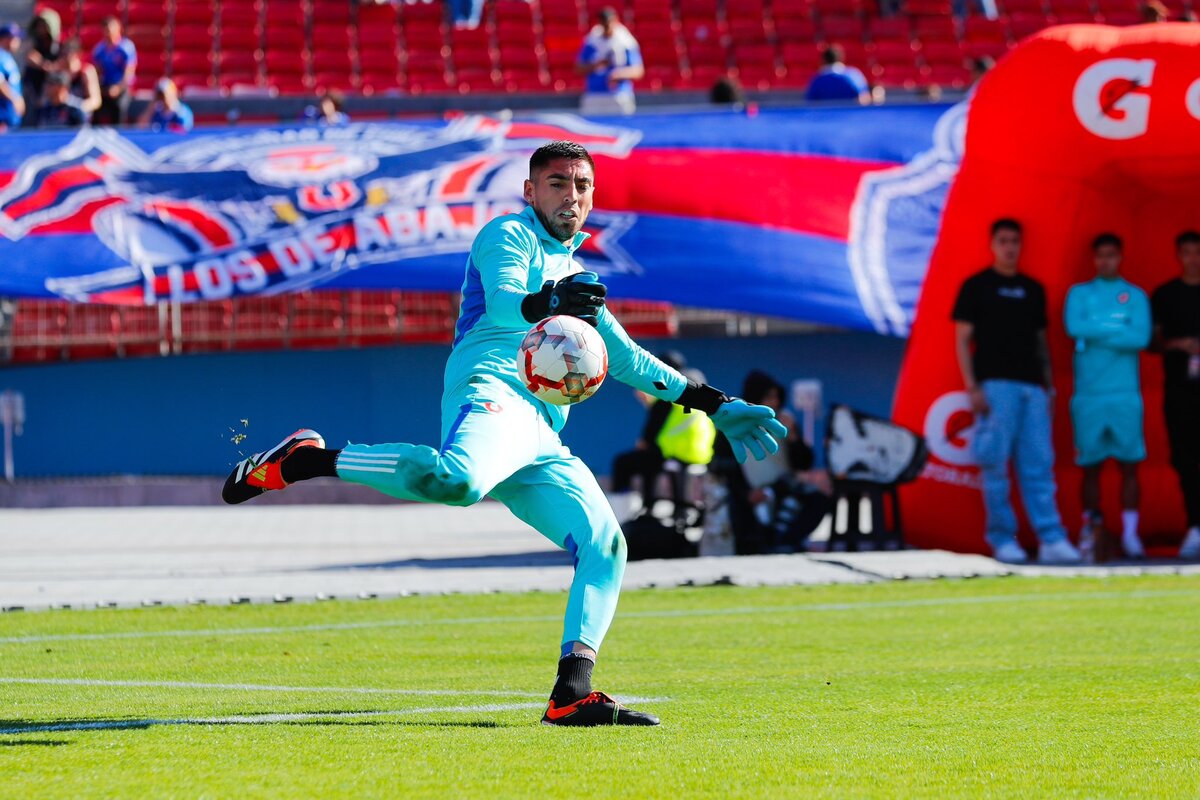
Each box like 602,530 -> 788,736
522,271 -> 608,327
677,381 -> 789,464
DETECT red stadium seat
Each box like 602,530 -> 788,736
820,14 -> 865,41
925,62 -> 971,88
964,39 -> 1011,59
219,26 -> 262,52
727,0 -> 767,21
963,15 -> 1008,43
872,38 -> 917,65
921,39 -> 966,65
310,0 -> 351,24
872,61 -> 922,88
836,40 -> 872,70
773,14 -> 818,42
171,22 -> 213,51
780,40 -> 821,70
1007,11 -> 1051,37
65,304 -> 120,361
913,15 -> 959,42
867,16 -> 911,41
174,0 -> 218,27
216,2 -> 258,29
728,18 -> 770,45
127,1 -> 167,26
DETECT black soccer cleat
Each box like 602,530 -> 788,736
541,691 -> 660,726
221,428 -> 325,505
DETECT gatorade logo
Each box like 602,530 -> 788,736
923,391 -> 977,467
1073,58 -> 1155,141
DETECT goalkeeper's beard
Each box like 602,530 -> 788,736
533,206 -> 583,243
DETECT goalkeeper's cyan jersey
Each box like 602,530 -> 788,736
447,205 -> 687,431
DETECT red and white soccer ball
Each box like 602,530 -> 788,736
518,315 -> 609,406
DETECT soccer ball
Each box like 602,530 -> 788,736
517,315 -> 608,406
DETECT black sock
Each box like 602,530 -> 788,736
280,448 -> 341,484
550,653 -> 594,705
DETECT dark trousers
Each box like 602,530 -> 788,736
611,448 -> 664,501
93,87 -> 130,125
1165,390 -> 1200,527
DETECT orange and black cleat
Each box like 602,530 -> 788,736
222,429 -> 324,505
541,691 -> 660,727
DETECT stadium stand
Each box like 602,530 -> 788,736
10,0 -> 1191,366
34,0 -> 1190,100
0,292 -> 680,362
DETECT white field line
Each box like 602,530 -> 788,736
0,696 -> 669,735
0,678 -> 547,698
2,588 -> 1198,646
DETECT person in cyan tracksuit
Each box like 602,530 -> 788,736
1064,233 -> 1151,559
220,141 -> 786,727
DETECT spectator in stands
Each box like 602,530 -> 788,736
1141,0 -> 1169,21
804,45 -> 870,105
1064,233 -> 1151,560
137,78 -> 193,132
450,0 -> 485,29
91,16 -> 137,125
609,350 -> 688,519
1150,230 -> 1200,558
710,76 -> 746,108
953,218 -> 1081,564
714,370 -> 832,554
58,40 -> 102,120
0,24 -> 24,133
22,8 -> 61,113
33,70 -> 87,128
969,56 -> 995,87
576,7 -> 644,117
317,89 -> 349,125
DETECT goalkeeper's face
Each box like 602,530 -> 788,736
524,158 -> 595,243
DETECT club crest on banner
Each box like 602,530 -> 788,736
0,115 -> 643,304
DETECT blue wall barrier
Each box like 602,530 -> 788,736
0,332 -> 904,480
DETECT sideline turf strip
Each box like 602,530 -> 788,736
2,575 -> 1198,798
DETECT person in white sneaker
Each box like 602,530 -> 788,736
1064,234 -> 1151,560
953,219 -> 1081,565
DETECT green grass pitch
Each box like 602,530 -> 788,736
3,575 -> 1199,798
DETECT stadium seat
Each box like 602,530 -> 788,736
64,304 -> 120,361
287,292 -> 345,350
963,15 -> 1008,43
728,18 -> 770,46
872,38 -> 917,65
924,62 -> 971,88
872,61 -> 923,88
773,14 -> 818,42
217,51 -> 260,88
1006,11 -> 1050,37
921,40 -> 966,65
820,14 -> 865,42
230,298 -> 287,351
219,26 -> 262,53
867,16 -> 911,42
215,1 -> 257,29
173,0 -> 217,27
727,0 -> 767,21
913,15 -> 959,42
9,301 -> 68,364
127,1 -> 167,27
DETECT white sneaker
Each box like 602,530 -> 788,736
1180,527 -> 1200,560
992,540 -> 1029,563
1038,538 -> 1083,565
1121,530 -> 1145,559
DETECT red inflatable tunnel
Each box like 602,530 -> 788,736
893,24 -> 1200,554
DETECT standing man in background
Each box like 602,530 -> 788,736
1064,234 -> 1151,560
953,218 -> 1081,564
91,16 -> 136,125
577,7 -> 643,116
1151,230 -> 1200,558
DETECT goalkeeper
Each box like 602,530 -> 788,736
221,141 -> 786,727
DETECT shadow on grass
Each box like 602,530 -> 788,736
0,738 -> 72,746
313,550 -> 571,572
0,712 -> 521,735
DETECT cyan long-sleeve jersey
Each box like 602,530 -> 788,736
446,205 -> 688,431
1064,277 -> 1151,397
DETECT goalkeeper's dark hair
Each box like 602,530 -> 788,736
529,141 -> 595,177
1092,232 -> 1122,251
1176,230 -> 1200,249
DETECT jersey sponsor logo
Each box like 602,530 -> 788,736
997,287 -> 1026,299
482,401 -> 503,413
0,115 -> 644,304
1118,291 -> 1130,304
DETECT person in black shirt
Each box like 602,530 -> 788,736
1151,230 -> 1200,558
952,218 -> 1080,564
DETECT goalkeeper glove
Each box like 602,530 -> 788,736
522,271 -> 608,327
677,381 -> 788,464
